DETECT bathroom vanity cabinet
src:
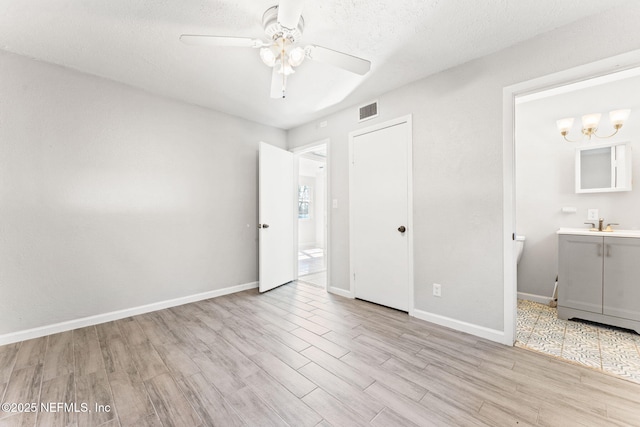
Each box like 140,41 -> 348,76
557,230 -> 640,333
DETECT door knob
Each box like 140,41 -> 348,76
262,224 -> 270,229
398,226 -> 406,233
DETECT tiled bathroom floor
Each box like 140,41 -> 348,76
517,299 -> 640,384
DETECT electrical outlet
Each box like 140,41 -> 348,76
433,283 -> 442,297
587,209 -> 599,221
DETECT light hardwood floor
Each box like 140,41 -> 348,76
1,281 -> 639,426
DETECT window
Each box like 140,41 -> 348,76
298,185 -> 311,219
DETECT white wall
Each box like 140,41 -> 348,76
315,167 -> 326,249
0,50 -> 286,336
298,156 -> 326,248
298,175 -> 317,246
516,78 -> 640,299
288,4 -> 640,332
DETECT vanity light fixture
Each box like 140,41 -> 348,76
556,109 -> 631,142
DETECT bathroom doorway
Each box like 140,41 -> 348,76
294,142 -> 328,289
506,56 -> 640,383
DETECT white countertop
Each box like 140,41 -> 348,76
557,227 -> 640,238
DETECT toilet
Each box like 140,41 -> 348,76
516,235 -> 526,264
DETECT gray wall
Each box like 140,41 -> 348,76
0,50 -> 286,335
288,4 -> 640,331
516,82 -> 640,299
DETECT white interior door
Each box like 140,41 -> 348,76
351,119 -> 411,311
259,142 -> 295,292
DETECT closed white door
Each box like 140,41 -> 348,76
259,142 -> 295,292
350,119 -> 411,311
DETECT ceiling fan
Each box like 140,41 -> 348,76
180,0 -> 371,99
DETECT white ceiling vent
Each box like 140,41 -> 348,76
358,101 -> 378,122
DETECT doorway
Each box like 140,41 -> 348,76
294,142 -> 328,289
504,52 -> 640,382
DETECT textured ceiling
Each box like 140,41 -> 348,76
0,0 -> 630,129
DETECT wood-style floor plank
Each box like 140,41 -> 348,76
75,370 -> 116,427
73,327 -> 104,378
342,352 -> 427,401
176,373 -> 244,427
0,281 -> 639,427
298,362 -> 384,421
370,407 -> 420,427
302,388 -> 369,427
106,371 -> 156,427
144,373 -> 202,427
224,386 -> 289,427
300,346 -> 374,390
291,327 -> 349,359
0,344 -> 19,385
13,337 -> 47,371
42,331 -> 74,382
242,370 -> 322,427
1,364 -> 43,416
249,351 -> 317,398
36,373 -> 76,427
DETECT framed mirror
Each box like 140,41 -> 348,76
575,141 -> 632,193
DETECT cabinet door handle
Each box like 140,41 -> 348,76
606,244 -> 611,257
597,243 -> 602,257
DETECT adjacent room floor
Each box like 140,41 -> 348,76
298,247 -> 325,275
517,299 -> 640,384
1,283 -> 639,426
298,245 -> 326,288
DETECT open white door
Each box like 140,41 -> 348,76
259,142 -> 295,292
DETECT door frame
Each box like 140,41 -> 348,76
291,139 -> 330,290
502,49 -> 640,346
348,115 -> 414,314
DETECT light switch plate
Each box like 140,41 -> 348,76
587,209 -> 599,220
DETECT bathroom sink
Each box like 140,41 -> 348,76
557,228 -> 640,238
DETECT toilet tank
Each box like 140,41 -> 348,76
516,235 -> 526,264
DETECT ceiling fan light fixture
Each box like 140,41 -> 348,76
288,46 -> 305,67
276,60 -> 295,76
259,47 -> 277,67
180,3 -> 371,99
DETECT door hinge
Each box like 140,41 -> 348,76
512,233 -> 515,241
353,273 -> 356,281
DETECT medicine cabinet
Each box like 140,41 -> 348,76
575,141 -> 632,193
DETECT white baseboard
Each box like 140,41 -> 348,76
0,281 -> 258,346
328,286 -> 354,299
517,292 -> 553,305
412,308 -> 506,344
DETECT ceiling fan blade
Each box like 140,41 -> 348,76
277,0 -> 305,30
306,45 -> 371,75
270,68 -> 287,99
180,35 -> 265,48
